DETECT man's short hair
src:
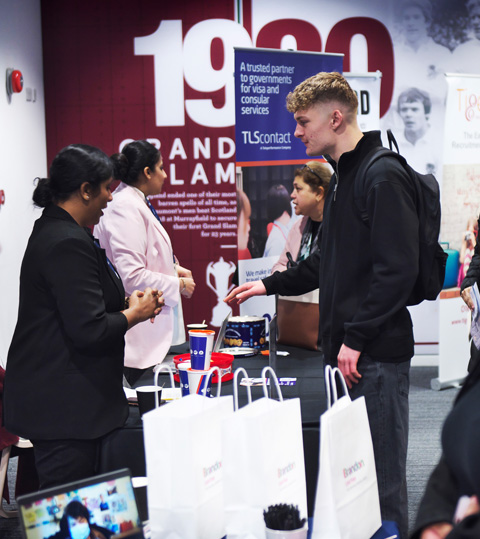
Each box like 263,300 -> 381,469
286,72 -> 358,117
397,87 -> 432,115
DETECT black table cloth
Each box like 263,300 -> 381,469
99,344 -> 326,517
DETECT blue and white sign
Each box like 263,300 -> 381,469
234,47 -> 343,165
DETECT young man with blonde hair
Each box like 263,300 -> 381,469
226,72 -> 419,538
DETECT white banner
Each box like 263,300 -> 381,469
344,71 -> 381,132
432,74 -> 480,386
443,74 -> 480,166
442,74 -> 480,251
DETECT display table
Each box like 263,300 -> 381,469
99,344 -> 326,518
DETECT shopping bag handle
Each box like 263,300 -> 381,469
261,366 -> 283,401
153,364 -> 175,408
205,366 -> 222,398
330,366 -> 347,403
233,367 -> 252,411
325,365 -> 348,409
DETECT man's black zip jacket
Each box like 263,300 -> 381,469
262,131 -> 419,365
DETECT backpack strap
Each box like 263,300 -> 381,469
354,147 -> 395,223
354,131 -> 407,224
386,128 -> 400,153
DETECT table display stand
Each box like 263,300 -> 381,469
431,288 -> 469,391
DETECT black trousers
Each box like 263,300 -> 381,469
31,438 -> 102,490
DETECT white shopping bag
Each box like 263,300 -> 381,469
143,375 -> 233,539
311,366 -> 381,539
222,367 -> 308,539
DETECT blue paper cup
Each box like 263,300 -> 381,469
187,368 -> 213,398
189,330 -> 215,370
177,361 -> 191,396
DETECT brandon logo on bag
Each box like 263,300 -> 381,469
343,459 -> 366,488
203,459 -> 222,489
277,461 -> 296,488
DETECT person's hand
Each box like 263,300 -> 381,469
454,494 -> 480,523
176,265 -> 193,279
420,522 -> 453,539
420,496 -> 480,538
148,289 -> 165,322
461,286 -> 475,311
180,277 -> 195,298
126,288 -> 164,328
224,281 -> 266,305
131,288 -> 164,317
337,344 -> 362,389
463,495 -> 480,518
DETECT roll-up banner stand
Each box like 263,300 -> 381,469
431,73 -> 480,390
235,48 -> 344,165
344,71 -> 382,132
234,48 -> 343,324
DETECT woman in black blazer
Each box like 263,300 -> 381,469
3,144 -> 164,489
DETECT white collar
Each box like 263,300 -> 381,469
130,184 -> 148,203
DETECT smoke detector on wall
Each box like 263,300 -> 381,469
6,68 -> 24,98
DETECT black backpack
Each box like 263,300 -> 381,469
354,130 -> 448,306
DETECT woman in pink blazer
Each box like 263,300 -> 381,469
95,141 -> 195,384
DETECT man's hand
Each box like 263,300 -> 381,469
461,286 -> 475,311
224,280 -> 266,305
463,495 -> 480,519
454,494 -> 480,523
420,522 -> 453,539
337,344 -> 362,389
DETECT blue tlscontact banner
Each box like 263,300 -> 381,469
234,48 -> 343,166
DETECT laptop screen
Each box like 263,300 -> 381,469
17,468 -> 144,539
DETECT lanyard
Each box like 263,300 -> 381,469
145,197 -> 176,266
93,238 -> 120,279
